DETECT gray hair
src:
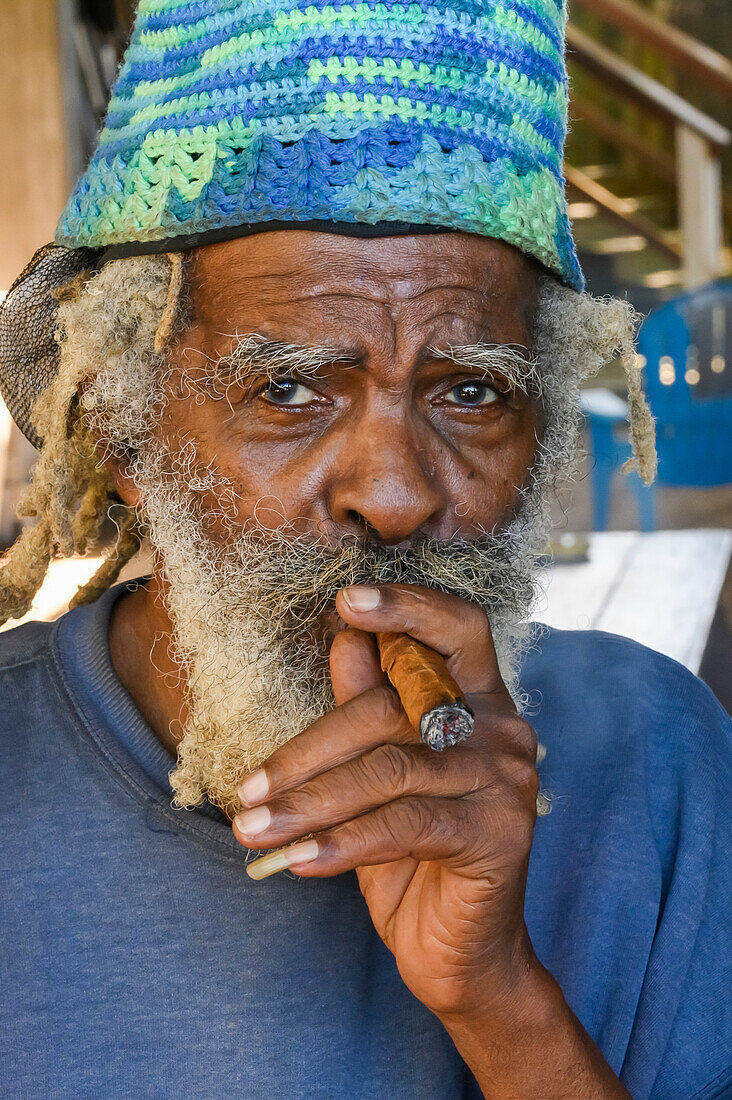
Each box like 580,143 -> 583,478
0,252 -> 656,624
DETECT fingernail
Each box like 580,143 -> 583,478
238,769 -> 269,805
246,839 -> 320,881
234,805 -> 272,838
343,586 -> 381,612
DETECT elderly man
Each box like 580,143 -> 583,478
0,1 -> 729,1098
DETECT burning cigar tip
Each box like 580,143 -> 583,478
420,700 -> 475,752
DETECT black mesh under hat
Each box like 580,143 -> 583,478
0,244 -> 101,449
0,222 -> 448,450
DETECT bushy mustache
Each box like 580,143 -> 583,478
189,526 -> 540,648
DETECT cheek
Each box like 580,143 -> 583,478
504,404 -> 540,479
154,390 -> 325,533
444,405 -> 539,523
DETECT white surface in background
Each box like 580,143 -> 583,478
3,531 -> 730,675
0,553 -> 148,632
536,529 -> 732,673
579,387 -> 629,418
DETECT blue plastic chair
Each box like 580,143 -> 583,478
583,280 -> 732,531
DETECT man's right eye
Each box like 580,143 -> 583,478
261,378 -> 317,406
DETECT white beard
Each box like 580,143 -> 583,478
133,446 -> 550,819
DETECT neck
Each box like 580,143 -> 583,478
108,572 -> 188,761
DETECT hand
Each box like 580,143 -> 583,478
232,584 -> 630,1097
233,583 -> 541,1020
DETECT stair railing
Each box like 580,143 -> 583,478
570,0 -> 732,98
567,1 -> 731,288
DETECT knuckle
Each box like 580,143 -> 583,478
425,745 -> 488,796
493,715 -> 538,760
465,601 -> 490,635
274,783 -> 327,821
527,765 -> 541,801
338,685 -> 406,747
361,743 -> 411,795
334,816 -> 373,859
423,746 -> 457,783
454,603 -> 491,654
390,797 -> 434,843
365,685 -> 409,734
498,753 -> 540,799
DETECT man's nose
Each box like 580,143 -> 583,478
328,427 -> 446,544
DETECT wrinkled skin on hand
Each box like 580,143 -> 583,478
234,582 -> 540,1020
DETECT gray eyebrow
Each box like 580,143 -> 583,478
427,342 -> 540,396
179,334 -> 358,398
221,335 -> 357,378
179,334 -> 540,400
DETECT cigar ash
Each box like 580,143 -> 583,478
420,699 -> 475,752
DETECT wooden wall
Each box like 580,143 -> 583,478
0,0 -> 67,544
0,0 -> 67,292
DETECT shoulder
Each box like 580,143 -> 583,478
0,616 -> 55,673
525,622 -> 714,685
0,617 -> 62,753
523,624 -> 730,733
522,624 -> 731,798
523,628 -> 732,1096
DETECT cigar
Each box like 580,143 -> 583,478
376,632 -> 474,752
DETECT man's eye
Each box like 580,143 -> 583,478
444,381 -> 499,407
261,378 -> 317,406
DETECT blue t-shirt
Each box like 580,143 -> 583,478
1,581 -> 730,1100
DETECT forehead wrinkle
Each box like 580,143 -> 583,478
196,262 -> 531,338
192,234 -> 538,326
205,263 -> 393,304
205,265 -> 499,309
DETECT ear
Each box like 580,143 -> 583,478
75,378 -> 141,508
104,453 -> 141,509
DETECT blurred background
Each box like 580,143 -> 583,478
0,0 -> 730,706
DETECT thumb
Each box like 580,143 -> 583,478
329,628 -> 386,706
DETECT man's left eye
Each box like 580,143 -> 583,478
261,378 -> 317,406
444,381 -> 499,407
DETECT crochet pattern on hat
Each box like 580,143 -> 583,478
55,0 -> 584,291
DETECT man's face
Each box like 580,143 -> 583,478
117,230 -> 546,817
161,230 -> 540,544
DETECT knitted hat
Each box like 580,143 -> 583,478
55,0 -> 584,291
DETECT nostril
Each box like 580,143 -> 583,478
346,510 -> 377,535
343,512 -> 423,549
330,464 -> 446,543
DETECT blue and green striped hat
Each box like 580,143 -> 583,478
55,0 -> 584,291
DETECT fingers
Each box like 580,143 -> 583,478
329,628 -> 385,706
298,795 -> 471,876
235,698 -> 541,882
335,583 -> 505,695
244,795 -> 470,880
234,736 -> 493,851
236,583 -> 537,883
246,786 -> 536,881
237,682 -> 413,807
